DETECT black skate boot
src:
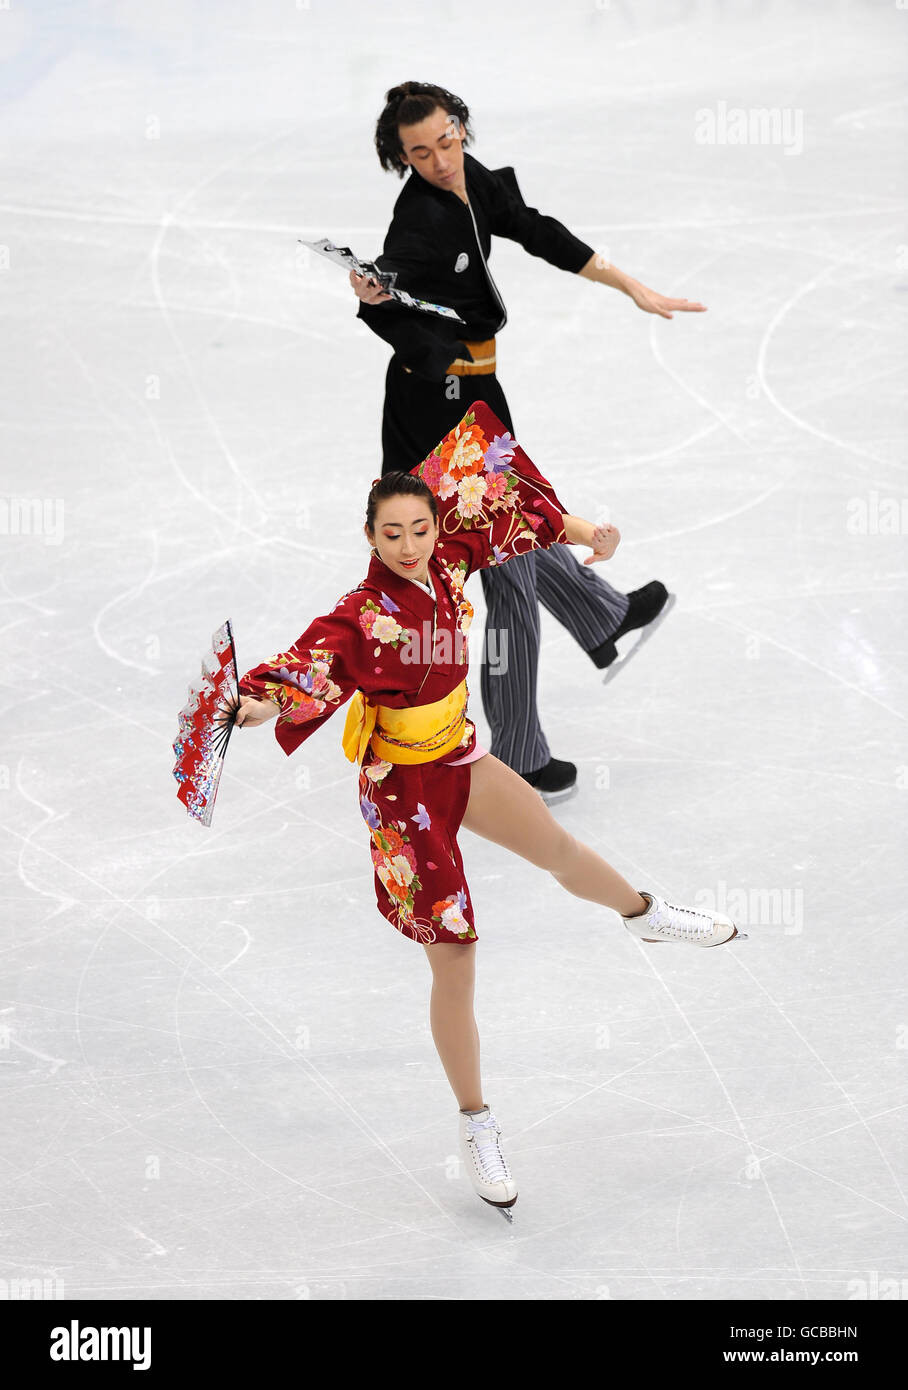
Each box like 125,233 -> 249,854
589,581 -> 674,684
520,757 -> 577,805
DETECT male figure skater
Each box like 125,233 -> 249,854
351,82 -> 705,801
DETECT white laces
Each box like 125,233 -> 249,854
466,1114 -> 511,1182
645,897 -> 716,941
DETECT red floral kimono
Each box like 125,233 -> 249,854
238,401 -> 569,945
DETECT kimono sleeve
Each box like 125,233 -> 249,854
236,592 -> 365,758
488,165 -> 594,274
355,222 -> 469,382
411,400 -> 569,581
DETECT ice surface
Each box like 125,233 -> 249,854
0,0 -> 905,1302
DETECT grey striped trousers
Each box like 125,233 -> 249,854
377,359 -> 629,775
478,544 -> 629,774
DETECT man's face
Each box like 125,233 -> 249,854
398,107 -> 465,190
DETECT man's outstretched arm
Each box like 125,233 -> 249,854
491,166 -> 707,319
578,252 -> 707,319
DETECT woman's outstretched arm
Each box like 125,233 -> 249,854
560,514 -> 621,565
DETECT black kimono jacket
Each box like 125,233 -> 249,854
356,152 -> 595,382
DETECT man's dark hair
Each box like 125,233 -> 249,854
374,81 -> 473,178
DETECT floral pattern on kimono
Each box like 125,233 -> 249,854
357,754 -> 477,944
414,407 -> 567,574
238,399 -> 569,945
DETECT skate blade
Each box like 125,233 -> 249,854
639,923 -> 747,946
601,592 -> 676,687
480,1195 -> 517,1223
539,781 -> 579,807
484,1202 -> 515,1224
706,923 -> 748,946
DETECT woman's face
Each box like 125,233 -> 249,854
367,495 -> 439,585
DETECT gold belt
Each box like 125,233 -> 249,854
447,337 -> 496,376
342,679 -> 468,765
402,338 -> 496,377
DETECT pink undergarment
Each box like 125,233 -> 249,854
445,740 -> 489,767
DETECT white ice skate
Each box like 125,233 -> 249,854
623,891 -> 746,947
458,1106 -> 518,1223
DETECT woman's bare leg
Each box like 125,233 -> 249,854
421,940 -> 483,1112
461,754 -> 647,918
419,755 -> 647,1111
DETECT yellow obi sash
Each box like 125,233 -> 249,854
341,679 -> 468,765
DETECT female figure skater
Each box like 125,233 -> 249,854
235,401 -> 741,1222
